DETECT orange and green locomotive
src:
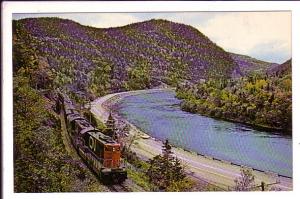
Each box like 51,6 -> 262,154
57,92 -> 127,184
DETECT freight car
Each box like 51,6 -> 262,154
57,92 -> 127,184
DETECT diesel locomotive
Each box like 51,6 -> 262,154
56,92 -> 127,184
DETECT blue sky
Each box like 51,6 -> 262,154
13,12 -> 291,64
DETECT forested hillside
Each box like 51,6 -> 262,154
230,53 -> 279,76
13,16 -> 291,192
12,17 -> 240,192
267,59 -> 292,76
13,17 -> 238,100
176,59 -> 292,135
13,34 -> 109,192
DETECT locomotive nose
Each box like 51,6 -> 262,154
112,173 -> 118,183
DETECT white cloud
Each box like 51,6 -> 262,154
79,13 -> 140,28
13,13 -> 141,28
195,12 -> 291,63
13,12 -> 291,63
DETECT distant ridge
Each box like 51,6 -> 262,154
267,59 -> 291,76
230,53 -> 279,77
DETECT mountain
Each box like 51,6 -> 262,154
13,17 -> 238,98
230,53 -> 279,76
176,57 -> 292,134
267,59 -> 291,76
12,17 -> 292,191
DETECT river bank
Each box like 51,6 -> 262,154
180,103 -> 291,136
90,89 -> 293,191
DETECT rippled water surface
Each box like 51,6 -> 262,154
115,90 -> 292,177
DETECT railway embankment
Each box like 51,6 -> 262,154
91,89 -> 293,191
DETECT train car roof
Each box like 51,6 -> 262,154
58,92 -> 71,101
80,127 -> 98,135
75,118 -> 92,129
67,114 -> 84,122
65,106 -> 75,112
64,102 -> 75,109
65,109 -> 79,116
86,130 -> 116,144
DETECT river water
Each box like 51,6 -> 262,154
114,90 -> 292,177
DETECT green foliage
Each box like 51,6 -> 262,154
88,59 -> 112,96
104,112 -> 117,138
13,74 -> 107,192
13,34 -> 106,192
13,17 -> 240,98
82,110 -> 107,131
165,57 -> 188,86
13,33 -> 38,76
125,58 -> 151,90
176,73 -> 292,134
146,140 -> 190,191
166,178 -> 195,192
127,168 -> 154,191
14,76 -> 47,133
52,69 -> 73,89
124,142 -> 194,192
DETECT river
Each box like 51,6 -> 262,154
113,90 -> 292,177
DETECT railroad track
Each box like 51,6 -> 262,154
109,182 -> 131,192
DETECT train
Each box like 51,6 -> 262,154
56,92 -> 127,184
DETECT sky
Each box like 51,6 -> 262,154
13,12 -> 291,64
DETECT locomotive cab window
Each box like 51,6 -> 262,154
105,145 -> 120,152
105,146 -> 113,152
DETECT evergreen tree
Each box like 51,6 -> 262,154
105,112 -> 117,139
147,139 -> 186,190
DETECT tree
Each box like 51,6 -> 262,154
32,58 -> 55,90
147,139 -> 187,191
89,59 -> 112,96
162,139 -> 172,157
126,58 -> 151,90
234,169 -> 255,191
105,112 -> 117,139
165,56 -> 188,86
